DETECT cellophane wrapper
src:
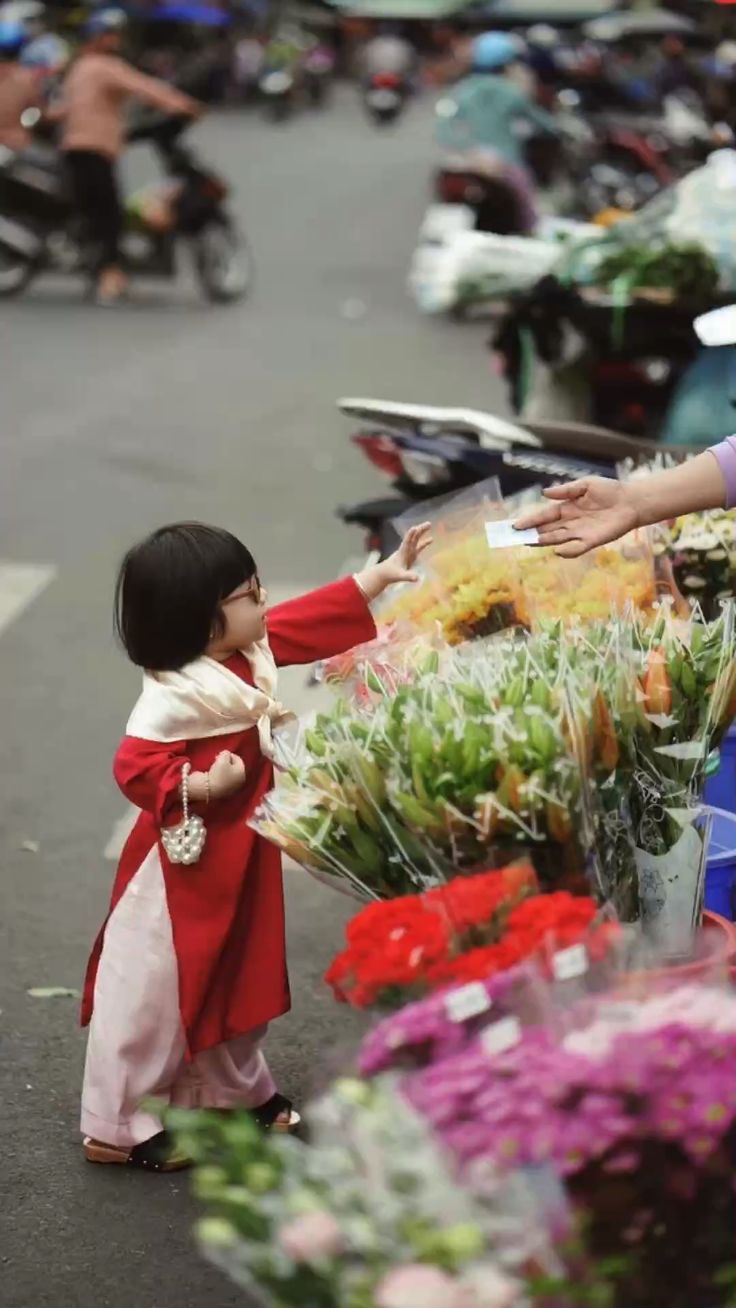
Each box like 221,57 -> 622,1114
378,481 -> 658,644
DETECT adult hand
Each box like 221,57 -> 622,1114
514,477 -> 639,557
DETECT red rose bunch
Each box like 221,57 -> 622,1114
326,863 -> 615,1008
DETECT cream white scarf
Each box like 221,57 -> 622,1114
125,634 -> 292,758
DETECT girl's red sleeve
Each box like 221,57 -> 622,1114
267,576 -> 376,668
113,736 -> 188,824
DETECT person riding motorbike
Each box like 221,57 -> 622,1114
435,31 -> 558,233
0,34 -> 67,149
358,27 -> 416,86
50,9 -> 201,305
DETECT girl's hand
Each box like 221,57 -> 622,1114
208,750 -> 247,798
354,523 -> 433,602
514,478 -> 638,558
382,522 -> 433,584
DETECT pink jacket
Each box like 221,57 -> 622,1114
58,52 -> 198,159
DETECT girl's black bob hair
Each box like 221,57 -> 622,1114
114,522 -> 257,671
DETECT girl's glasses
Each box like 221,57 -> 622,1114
223,576 -> 263,606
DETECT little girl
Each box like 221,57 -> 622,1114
81,519 -> 430,1171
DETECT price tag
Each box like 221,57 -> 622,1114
481,1016 -> 521,1056
552,944 -> 588,981
444,982 -> 492,1023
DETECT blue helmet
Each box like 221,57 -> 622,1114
20,33 -> 69,67
471,31 -> 518,72
83,7 -> 127,37
0,20 -> 25,50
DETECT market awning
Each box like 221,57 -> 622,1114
464,0 -> 618,24
325,0 -> 475,20
584,7 -> 696,37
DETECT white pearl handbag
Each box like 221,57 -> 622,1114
160,761 -> 206,865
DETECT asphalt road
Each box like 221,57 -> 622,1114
0,92 -> 504,1308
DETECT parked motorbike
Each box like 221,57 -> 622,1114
363,72 -> 408,125
335,397 -> 681,560
493,277 -> 728,439
259,66 -> 297,121
565,92 -> 726,218
0,111 -> 250,301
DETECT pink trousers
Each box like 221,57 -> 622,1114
81,845 -> 276,1149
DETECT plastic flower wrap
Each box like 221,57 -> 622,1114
253,633 -> 600,901
377,478 -> 658,644
398,981 -> 736,1308
171,1079 -> 558,1308
319,625 -> 447,704
326,864 -> 616,1011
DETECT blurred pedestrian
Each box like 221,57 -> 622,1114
80,520 -> 431,1171
0,33 -> 68,149
51,8 -> 201,305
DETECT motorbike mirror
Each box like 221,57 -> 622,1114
694,305 -> 736,347
20,107 -> 41,130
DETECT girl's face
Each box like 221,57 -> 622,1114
207,575 -> 268,657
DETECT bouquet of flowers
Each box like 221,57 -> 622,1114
172,1080 -> 549,1308
398,982 -> 736,1308
623,605 -> 736,950
358,965 -> 551,1078
318,626 -> 447,704
655,509 -> 736,619
618,452 -> 736,618
325,866 -> 614,1011
254,633 -> 599,901
378,537 -> 657,645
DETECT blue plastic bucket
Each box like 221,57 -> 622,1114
704,805 -> 736,921
704,725 -> 736,814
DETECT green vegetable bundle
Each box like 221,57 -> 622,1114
594,241 -> 719,301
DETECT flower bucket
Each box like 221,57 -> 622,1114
622,909 -> 736,991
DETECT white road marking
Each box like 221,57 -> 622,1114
0,561 -> 56,636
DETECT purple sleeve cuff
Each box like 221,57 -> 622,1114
709,437 -> 736,509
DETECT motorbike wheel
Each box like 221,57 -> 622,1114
0,248 -> 36,298
267,95 -> 292,123
193,221 -> 252,304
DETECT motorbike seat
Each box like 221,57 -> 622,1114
522,420 -> 662,461
338,398 -> 541,451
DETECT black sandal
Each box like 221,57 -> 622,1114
83,1129 -> 192,1172
251,1093 -> 301,1134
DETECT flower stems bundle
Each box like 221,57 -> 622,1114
254,633 -> 599,901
